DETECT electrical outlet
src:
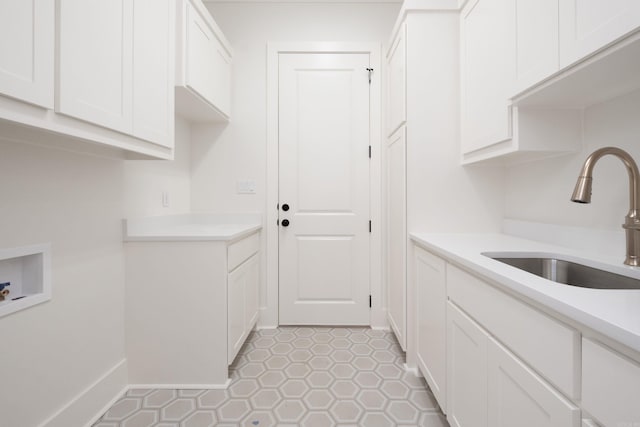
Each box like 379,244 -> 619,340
237,180 -> 256,194
162,190 -> 169,207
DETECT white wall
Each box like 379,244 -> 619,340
0,140 -> 126,427
405,13 -> 504,235
193,2 -> 399,213
194,2 -> 400,326
0,117 -> 192,425
504,89 -> 640,250
123,117 -> 192,218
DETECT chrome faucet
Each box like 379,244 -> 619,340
571,147 -> 640,266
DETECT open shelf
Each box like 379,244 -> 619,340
512,31 -> 640,109
0,244 -> 51,318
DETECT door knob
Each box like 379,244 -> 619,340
281,219 -> 290,227
282,204 -> 290,212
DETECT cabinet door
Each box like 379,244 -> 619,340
447,302 -> 488,427
186,2 -> 231,117
582,338 -> 640,427
415,246 -> 447,411
386,126 -> 406,350
57,0 -> 133,133
244,254 -> 259,331
460,0 -> 514,154
512,0 -> 559,95
228,262 -> 246,364
0,0 -> 54,108
487,338 -> 580,427
387,23 -> 406,136
560,0 -> 640,68
228,253 -> 260,364
132,0 -> 175,148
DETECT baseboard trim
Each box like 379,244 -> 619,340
370,308 -> 389,329
128,378 -> 232,390
85,384 -> 129,427
39,359 -> 128,427
403,363 -> 421,377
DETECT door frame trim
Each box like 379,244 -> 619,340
265,42 -> 384,328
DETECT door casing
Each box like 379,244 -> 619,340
265,42 -> 383,328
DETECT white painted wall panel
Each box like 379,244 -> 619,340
0,140 -> 126,427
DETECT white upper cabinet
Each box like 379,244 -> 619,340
176,0 -> 232,122
512,0 -> 559,96
57,0 -> 134,134
133,0 -> 175,148
460,0 -> 587,164
387,23 -> 406,137
460,0 -> 514,155
560,0 -> 640,68
0,0 -> 54,109
582,338 -> 640,427
57,0 -> 175,148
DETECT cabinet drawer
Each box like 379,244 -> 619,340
228,232 -> 259,272
582,338 -> 640,427
447,264 -> 580,399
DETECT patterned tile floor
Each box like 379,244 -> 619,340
94,327 -> 450,426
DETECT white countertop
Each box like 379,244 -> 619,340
124,213 -> 262,242
410,232 -> 640,354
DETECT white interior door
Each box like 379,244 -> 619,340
278,52 -> 371,325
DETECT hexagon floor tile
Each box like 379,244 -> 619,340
93,327 -> 449,426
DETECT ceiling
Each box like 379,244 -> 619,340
203,0 -> 402,3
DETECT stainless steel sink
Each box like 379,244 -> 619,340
484,254 -> 640,290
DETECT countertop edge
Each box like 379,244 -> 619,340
124,224 -> 262,243
410,232 -> 640,356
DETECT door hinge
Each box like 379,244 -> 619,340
369,295 -> 372,308
368,145 -> 371,158
369,220 -> 372,233
366,68 -> 374,84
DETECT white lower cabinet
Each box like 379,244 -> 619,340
414,240 -> 640,427
125,230 -> 260,386
446,301 -> 579,427
582,338 -> 640,427
415,246 -> 447,410
447,302 -> 488,427
488,337 -> 580,427
228,253 -> 259,364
